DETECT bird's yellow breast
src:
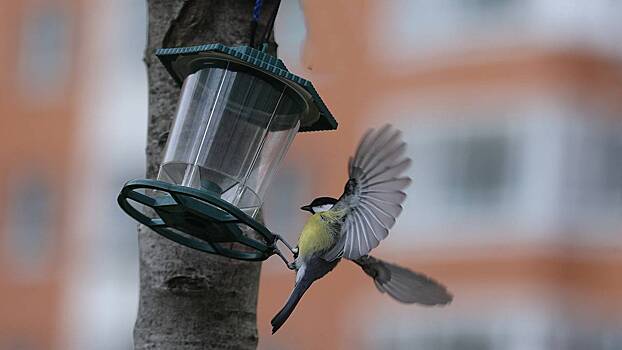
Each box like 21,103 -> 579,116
297,212 -> 339,258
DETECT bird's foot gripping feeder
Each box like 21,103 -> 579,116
117,44 -> 336,266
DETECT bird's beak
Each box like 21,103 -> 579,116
300,205 -> 312,212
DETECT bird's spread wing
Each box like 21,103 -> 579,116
324,125 -> 411,261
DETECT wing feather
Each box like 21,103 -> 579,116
353,211 -> 367,254
355,211 -> 370,258
353,214 -> 363,257
327,124 -> 412,260
362,142 -> 406,176
363,177 -> 411,192
364,191 -> 407,205
358,129 -> 401,171
345,218 -> 354,258
357,205 -> 389,240
360,198 -> 397,228
355,126 -> 392,170
363,158 -> 412,183
351,129 -> 379,175
355,208 -> 382,246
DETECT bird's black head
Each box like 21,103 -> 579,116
300,197 -> 338,214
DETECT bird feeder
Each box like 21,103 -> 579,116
118,44 -> 336,263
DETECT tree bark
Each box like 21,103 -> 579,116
136,1 -> 278,349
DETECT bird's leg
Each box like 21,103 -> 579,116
273,235 -> 298,270
274,234 -> 296,254
274,249 -> 296,270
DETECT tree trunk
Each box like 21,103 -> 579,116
135,1 -> 278,349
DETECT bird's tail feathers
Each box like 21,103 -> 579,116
271,278 -> 313,334
355,255 -> 453,305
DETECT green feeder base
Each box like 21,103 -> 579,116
117,179 -> 295,264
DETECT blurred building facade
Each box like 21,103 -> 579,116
0,0 -> 144,349
0,1 -> 82,349
260,1 -> 622,349
1,1 -> 621,350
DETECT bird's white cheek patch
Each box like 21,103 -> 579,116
313,204 -> 334,213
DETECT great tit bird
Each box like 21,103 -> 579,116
271,124 -> 453,334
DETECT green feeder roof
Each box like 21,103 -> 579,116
156,43 -> 337,132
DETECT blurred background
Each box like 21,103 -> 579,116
1,0 -> 622,349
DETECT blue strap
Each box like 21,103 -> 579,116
253,0 -> 263,21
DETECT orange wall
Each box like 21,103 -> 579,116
0,1 -> 83,349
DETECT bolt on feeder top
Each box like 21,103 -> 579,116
118,44 -> 336,262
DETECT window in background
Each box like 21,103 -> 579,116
387,97 -> 622,247
3,171 -> 56,281
371,0 -> 622,64
397,117 -> 519,225
368,303 -> 622,350
581,123 -> 622,208
459,0 -> 518,24
442,133 -> 514,206
383,331 -> 494,350
370,0 -> 523,61
366,302 -> 556,350
562,117 -> 622,231
17,4 -> 72,102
